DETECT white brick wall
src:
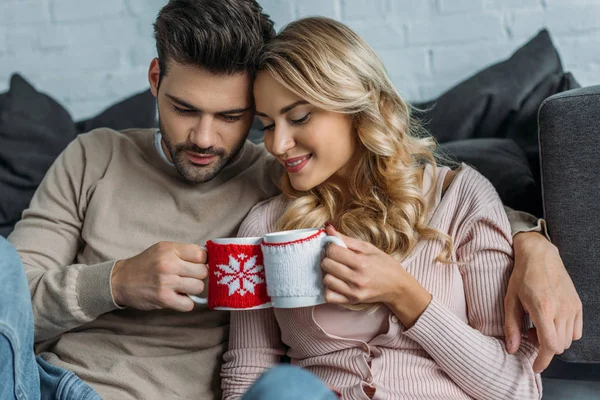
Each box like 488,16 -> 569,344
0,0 -> 598,120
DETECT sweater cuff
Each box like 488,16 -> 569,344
505,209 -> 550,241
76,260 -> 123,318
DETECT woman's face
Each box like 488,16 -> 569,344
254,71 -> 357,192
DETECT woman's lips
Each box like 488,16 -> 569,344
284,154 -> 312,173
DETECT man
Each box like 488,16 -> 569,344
0,0 -> 582,399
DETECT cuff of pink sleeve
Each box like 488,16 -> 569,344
76,260 -> 124,319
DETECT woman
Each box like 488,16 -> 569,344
221,17 -> 541,399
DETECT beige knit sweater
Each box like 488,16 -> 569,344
8,128 -> 279,400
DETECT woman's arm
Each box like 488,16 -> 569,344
398,203 -> 542,400
322,208 -> 542,399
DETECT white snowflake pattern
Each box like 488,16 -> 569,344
215,254 -> 265,296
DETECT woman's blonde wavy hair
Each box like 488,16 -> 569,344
259,17 -> 454,308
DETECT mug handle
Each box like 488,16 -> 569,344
321,235 -> 347,249
188,295 -> 208,304
188,244 -> 209,304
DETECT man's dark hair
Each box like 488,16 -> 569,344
154,0 -> 275,83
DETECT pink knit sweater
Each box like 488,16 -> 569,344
221,165 -> 542,400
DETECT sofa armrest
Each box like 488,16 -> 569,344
538,85 -> 600,363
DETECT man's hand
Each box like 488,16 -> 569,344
111,242 -> 208,312
504,232 -> 583,373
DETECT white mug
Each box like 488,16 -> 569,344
261,228 -> 347,308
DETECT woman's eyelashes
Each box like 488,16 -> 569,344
291,112 -> 311,125
259,112 -> 312,132
260,122 -> 275,132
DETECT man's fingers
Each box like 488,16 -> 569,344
564,319 -> 574,350
177,260 -> 208,280
533,346 -> 555,373
530,316 -> 562,373
504,296 -> 524,353
174,243 -> 207,263
163,291 -> 195,312
530,312 -> 561,350
175,277 -> 205,297
573,310 -> 583,340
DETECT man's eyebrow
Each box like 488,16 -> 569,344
166,94 -> 200,111
165,94 -> 251,114
255,100 -> 309,118
217,106 -> 252,115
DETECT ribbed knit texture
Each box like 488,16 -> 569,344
222,164 -> 542,400
261,230 -> 328,299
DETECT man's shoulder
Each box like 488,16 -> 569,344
76,127 -> 154,148
242,140 -> 270,164
240,140 -> 283,192
60,128 -> 156,176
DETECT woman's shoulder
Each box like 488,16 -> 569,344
237,194 -> 289,238
452,164 -> 501,204
442,163 -> 507,224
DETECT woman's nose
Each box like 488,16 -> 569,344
271,125 -> 295,156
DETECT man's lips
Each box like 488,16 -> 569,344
186,152 -> 216,165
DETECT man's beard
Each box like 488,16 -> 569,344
159,119 -> 246,183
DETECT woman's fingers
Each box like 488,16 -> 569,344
321,257 -> 356,284
323,273 -> 354,298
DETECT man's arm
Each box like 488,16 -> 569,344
503,206 -> 583,373
8,136 -> 121,342
9,132 -> 209,343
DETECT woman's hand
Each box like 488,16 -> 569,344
321,225 -> 432,327
504,231 -> 583,373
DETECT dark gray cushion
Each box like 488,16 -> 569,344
416,29 -> 564,144
0,75 -> 77,237
414,30 -> 580,217
75,89 -> 156,133
539,85 -> 600,363
0,75 -> 157,238
439,138 -> 541,216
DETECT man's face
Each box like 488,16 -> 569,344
149,59 -> 254,183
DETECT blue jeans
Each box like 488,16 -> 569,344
242,365 -> 338,400
0,237 -> 100,400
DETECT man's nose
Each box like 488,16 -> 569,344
189,115 -> 216,149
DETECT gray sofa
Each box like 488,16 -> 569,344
538,85 -> 600,399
